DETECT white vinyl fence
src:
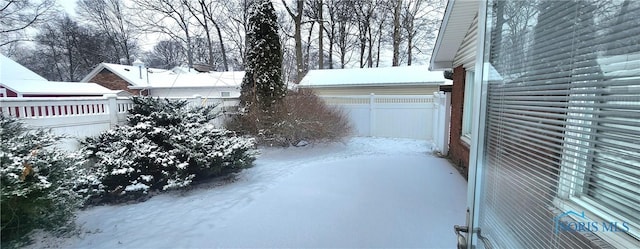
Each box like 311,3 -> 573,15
432,91 -> 451,155
0,94 -> 239,150
321,94 -> 436,140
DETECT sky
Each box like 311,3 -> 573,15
58,0 -> 77,16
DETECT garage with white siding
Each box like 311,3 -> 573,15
298,66 -> 448,140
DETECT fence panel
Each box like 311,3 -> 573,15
0,95 -> 240,150
321,94 -> 436,140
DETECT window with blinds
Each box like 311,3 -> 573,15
477,0 -> 639,248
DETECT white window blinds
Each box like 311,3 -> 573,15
477,0 -> 639,248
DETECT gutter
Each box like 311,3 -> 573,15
297,81 -> 446,88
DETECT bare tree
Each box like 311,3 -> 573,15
181,0 -> 229,70
134,0 -> 195,68
372,7 -> 388,67
278,9 -> 296,84
351,0 -> 379,68
304,21 -> 316,71
304,0 -> 325,69
391,0 -> 402,66
401,0 -> 444,65
0,0 -> 55,47
220,0 -> 250,68
324,0 -> 354,68
316,0 -> 324,69
199,0 -> 229,71
77,0 -> 138,64
145,39 -> 185,69
27,14 -> 110,81
322,0 -> 338,69
281,0 -> 305,83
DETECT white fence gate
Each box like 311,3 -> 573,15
0,94 -> 239,150
321,94 -> 437,140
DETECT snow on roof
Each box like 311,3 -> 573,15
0,53 -> 47,82
1,54 -> 118,96
3,80 -> 118,95
299,65 -> 446,88
84,63 -> 244,89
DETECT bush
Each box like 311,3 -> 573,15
0,116 -> 92,246
82,97 -> 257,203
228,91 -> 351,146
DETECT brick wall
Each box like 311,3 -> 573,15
88,69 -> 141,95
449,65 -> 470,179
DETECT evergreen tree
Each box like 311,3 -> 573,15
0,116 -> 92,245
240,0 -> 285,114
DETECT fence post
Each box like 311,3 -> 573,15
104,94 -> 118,127
434,91 -> 451,155
443,91 -> 451,155
192,94 -> 203,107
369,93 -> 376,137
433,92 -> 441,150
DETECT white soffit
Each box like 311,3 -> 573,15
430,0 -> 480,71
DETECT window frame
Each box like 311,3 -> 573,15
555,64 -> 640,248
461,70 -> 475,144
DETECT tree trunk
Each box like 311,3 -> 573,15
317,0 -> 324,69
392,0 -> 402,66
185,33 -> 194,69
305,22 -> 315,72
359,35 -> 366,68
407,32 -> 413,65
213,21 -> 229,71
367,24 -> 373,68
294,19 -> 303,82
204,23 -> 215,67
375,18 -> 384,67
282,0 -> 304,83
328,36 -> 334,69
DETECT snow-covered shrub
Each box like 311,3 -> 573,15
0,116 -> 90,245
228,91 -> 352,146
82,97 -> 256,203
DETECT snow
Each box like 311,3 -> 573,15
25,137 -> 467,248
0,54 -> 119,95
2,80 -> 118,95
0,53 -> 47,82
86,63 -> 245,89
299,65 -> 448,87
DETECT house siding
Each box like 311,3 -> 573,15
148,87 -> 240,99
89,69 -> 141,95
308,85 -> 440,96
449,65 -> 470,178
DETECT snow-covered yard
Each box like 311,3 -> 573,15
27,137 -> 466,248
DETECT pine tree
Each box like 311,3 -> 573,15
240,0 -> 285,114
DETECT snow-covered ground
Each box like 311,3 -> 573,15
27,137 -> 467,248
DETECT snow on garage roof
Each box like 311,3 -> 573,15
298,65 -> 446,88
1,54 -> 118,96
82,63 -> 244,89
